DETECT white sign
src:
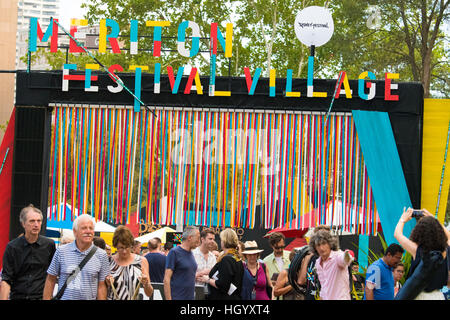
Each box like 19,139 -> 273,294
294,6 -> 334,47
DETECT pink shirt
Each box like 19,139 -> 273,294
316,250 -> 352,300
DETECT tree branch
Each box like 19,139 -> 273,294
427,0 -> 440,27
429,0 -> 449,49
400,0 -> 420,80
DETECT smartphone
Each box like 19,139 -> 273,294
411,209 -> 424,218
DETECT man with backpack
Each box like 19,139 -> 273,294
308,229 -> 354,300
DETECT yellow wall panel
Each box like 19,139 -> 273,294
421,99 -> 450,223
100,232 -> 114,251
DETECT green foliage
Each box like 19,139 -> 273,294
0,120 -> 8,134
327,0 -> 449,97
356,233 -> 412,285
29,1 -> 449,95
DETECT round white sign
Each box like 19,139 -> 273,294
294,6 -> 334,47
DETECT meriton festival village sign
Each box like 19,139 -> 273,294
28,16 -> 400,105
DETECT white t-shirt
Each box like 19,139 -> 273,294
275,256 -> 284,272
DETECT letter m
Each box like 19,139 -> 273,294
29,17 -> 59,52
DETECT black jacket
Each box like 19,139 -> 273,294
207,254 -> 244,300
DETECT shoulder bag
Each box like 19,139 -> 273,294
261,262 -> 273,299
52,246 -> 98,300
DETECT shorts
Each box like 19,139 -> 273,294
414,290 -> 445,300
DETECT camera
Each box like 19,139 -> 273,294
411,209 -> 424,218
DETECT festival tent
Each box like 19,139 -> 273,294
285,238 -> 308,251
46,203 -> 117,233
134,226 -> 176,244
264,217 -> 311,238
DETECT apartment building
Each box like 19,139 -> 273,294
0,0 -> 18,141
16,0 -> 60,69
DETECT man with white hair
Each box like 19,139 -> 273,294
43,214 -> 110,300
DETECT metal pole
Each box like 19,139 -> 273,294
435,120 -> 450,217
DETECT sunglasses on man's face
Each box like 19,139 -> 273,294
273,245 -> 285,250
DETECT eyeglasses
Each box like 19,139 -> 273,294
116,246 -> 131,251
273,245 -> 285,250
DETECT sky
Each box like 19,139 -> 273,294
59,0 -> 87,29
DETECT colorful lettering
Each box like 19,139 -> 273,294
107,64 -> 124,93
210,23 -> 233,58
334,71 -> 352,99
285,69 -> 300,97
99,19 -> 121,53
84,63 -> 99,92
177,21 -> 200,58
269,69 -> 276,97
244,67 -> 262,96
358,71 -> 376,100
167,66 -> 185,94
146,21 -> 171,57
154,63 -> 161,94
385,73 -> 399,101
129,65 -> 149,112
307,56 -> 327,98
130,20 -> 139,55
29,17 -> 59,52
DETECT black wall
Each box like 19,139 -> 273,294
9,106 -> 52,239
12,70 -> 423,239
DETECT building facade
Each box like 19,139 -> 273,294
16,0 -> 60,70
0,0 -> 18,141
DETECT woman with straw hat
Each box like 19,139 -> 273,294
242,240 -> 273,300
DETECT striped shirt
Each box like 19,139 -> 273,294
47,242 -> 110,300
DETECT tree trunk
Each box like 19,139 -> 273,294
297,47 -> 305,78
422,49 -> 433,98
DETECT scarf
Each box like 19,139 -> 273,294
218,247 -> 241,263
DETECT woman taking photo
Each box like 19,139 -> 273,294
394,208 -> 450,300
107,226 -> 153,300
206,228 -> 244,300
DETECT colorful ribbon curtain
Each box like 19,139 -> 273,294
48,105 -> 379,235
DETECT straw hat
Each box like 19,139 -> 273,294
241,241 -> 264,255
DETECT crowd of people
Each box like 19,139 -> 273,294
0,204 -> 449,301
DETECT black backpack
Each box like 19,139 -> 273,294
304,255 -> 320,300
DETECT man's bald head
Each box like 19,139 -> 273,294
148,238 -> 161,251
